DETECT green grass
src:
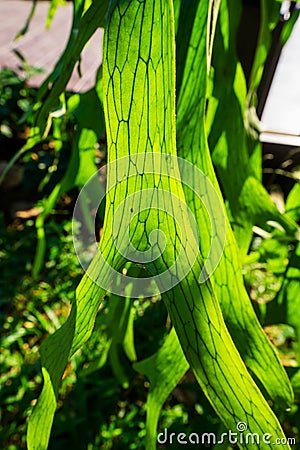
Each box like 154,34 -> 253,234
0,216 -> 80,449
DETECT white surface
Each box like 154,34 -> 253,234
260,131 -> 300,146
261,16 -> 300,137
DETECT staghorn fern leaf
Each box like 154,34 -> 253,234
27,1 -> 293,449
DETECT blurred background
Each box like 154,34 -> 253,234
1,1 -> 300,449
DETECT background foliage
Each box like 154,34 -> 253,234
1,0 -> 300,449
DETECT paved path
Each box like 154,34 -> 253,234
0,0 -> 103,92
259,14 -> 300,144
